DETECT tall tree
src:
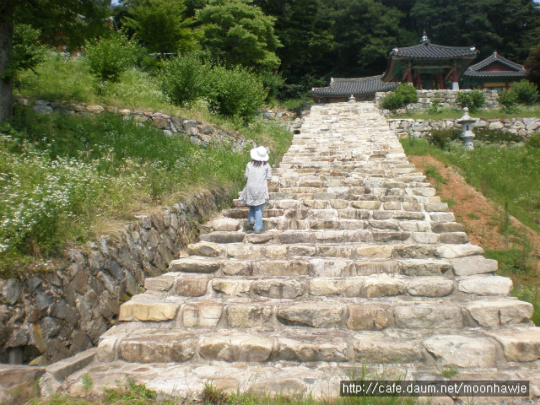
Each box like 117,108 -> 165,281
525,40 -> 540,90
120,0 -> 199,55
318,0 -> 404,77
196,0 -> 281,72
411,0 -> 540,61
0,0 -> 111,122
258,0 -> 334,74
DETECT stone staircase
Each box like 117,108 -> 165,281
64,102 -> 540,400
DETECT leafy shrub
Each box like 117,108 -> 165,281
428,98 -> 442,114
2,24 -> 47,80
394,83 -> 418,109
474,128 -> 521,144
208,65 -> 267,120
380,91 -> 404,113
526,133 -> 540,149
456,90 -> 486,113
85,30 -> 144,82
498,90 -> 519,114
428,128 -> 460,150
510,80 -> 539,106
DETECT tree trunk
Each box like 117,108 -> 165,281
0,3 -> 14,122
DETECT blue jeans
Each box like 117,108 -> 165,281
248,204 -> 264,232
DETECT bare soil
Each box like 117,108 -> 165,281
408,155 -> 540,278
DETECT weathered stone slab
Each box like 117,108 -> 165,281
278,335 -> 349,362
347,304 -> 389,330
364,277 -> 404,297
183,303 -> 222,327
485,328 -> 540,362
253,279 -> 305,298
355,245 -> 394,259
355,261 -> 399,276
212,279 -> 251,296
406,277 -> 454,297
226,305 -> 273,328
466,300 -> 533,327
423,335 -> 498,368
175,278 -> 209,296
277,304 -> 344,328
393,305 -> 462,329
435,244 -> 483,259
354,339 -> 423,363
169,258 -> 220,273
187,242 -> 223,257
119,333 -> 197,363
199,335 -> 273,362
144,274 -> 176,292
255,260 -> 309,276
221,261 -> 251,276
119,301 -> 179,322
458,276 -> 513,296
450,255 -> 498,276
308,279 -> 362,297
400,259 -> 452,276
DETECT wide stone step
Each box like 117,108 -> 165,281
145,272 -> 515,303
99,324 -> 540,367
116,294 -> 529,333
186,241 -> 486,262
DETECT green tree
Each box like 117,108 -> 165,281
2,24 -> 47,81
0,0 -> 111,121
85,29 -> 144,82
121,0 -> 199,55
318,0 -> 404,77
196,0 -> 281,72
525,41 -> 540,91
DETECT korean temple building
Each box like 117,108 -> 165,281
312,34 -> 528,103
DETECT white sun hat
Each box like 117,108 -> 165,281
250,146 -> 269,162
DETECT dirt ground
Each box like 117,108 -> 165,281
408,155 -> 540,277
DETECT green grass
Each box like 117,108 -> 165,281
0,106 -> 291,275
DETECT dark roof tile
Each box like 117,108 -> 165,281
312,75 -> 399,97
463,52 -> 527,78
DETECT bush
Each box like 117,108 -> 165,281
208,65 -> 267,120
85,30 -> 144,82
428,128 -> 461,150
394,83 -> 418,108
380,91 -> 404,113
526,133 -> 540,149
428,98 -> 442,114
510,80 -> 539,106
159,53 -> 212,106
2,24 -> 47,80
474,128 -> 521,144
456,90 -> 486,113
498,90 -> 519,114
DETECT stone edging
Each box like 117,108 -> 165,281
388,117 -> 540,139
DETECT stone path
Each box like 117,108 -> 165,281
56,102 -> 540,402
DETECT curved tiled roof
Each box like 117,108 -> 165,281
312,75 -> 399,97
389,41 -> 478,59
463,52 -> 527,78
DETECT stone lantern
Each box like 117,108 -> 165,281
456,107 -> 476,150
348,94 -> 356,103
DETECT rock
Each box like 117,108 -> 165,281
119,333 -> 197,363
450,255 -> 498,276
458,275 -> 513,296
86,105 -> 104,114
436,244 -> 484,259
406,277 -> 454,297
393,305 -> 463,329
423,335 -> 498,368
187,242 -> 223,257
183,303 -> 222,327
253,279 -> 305,298
199,334 -> 273,362
308,279 -> 362,297
363,277 -> 404,297
354,338 -> 424,363
169,259 -> 220,273
213,279 -> 251,296
175,278 -> 209,296
485,328 -> 540,362
466,300 -> 533,327
0,279 -> 22,305
226,305 -> 272,328
119,301 -> 180,322
278,335 -> 349,362
346,304 -> 389,330
277,304 -> 343,328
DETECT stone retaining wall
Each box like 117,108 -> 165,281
15,96 -> 297,150
388,117 -> 540,139
0,189 -> 232,365
375,89 -> 500,113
